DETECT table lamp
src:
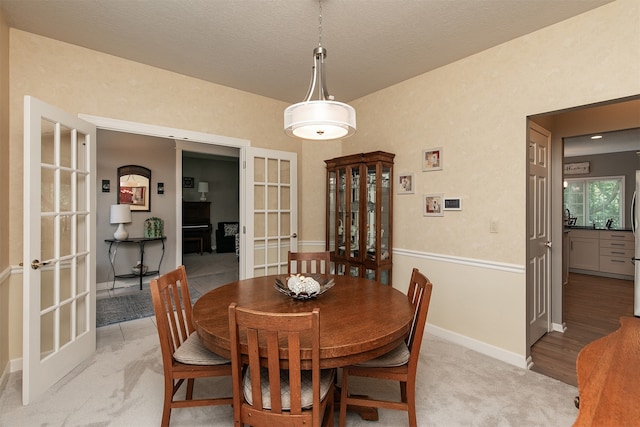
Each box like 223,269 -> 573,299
198,181 -> 209,201
110,204 -> 132,240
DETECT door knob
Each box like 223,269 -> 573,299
544,241 -> 552,248
291,233 -> 298,238
31,259 -> 50,270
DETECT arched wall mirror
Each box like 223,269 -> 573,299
117,165 -> 151,212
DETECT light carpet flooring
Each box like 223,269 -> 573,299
0,315 -> 579,426
2,254 -> 580,426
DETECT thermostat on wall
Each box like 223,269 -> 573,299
443,197 -> 462,211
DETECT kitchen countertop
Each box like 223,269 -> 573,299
564,226 -> 632,232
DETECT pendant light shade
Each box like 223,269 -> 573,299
285,100 -> 356,140
284,8 -> 356,141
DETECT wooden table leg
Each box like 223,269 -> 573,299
334,385 -> 379,421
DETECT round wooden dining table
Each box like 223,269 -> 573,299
192,274 -> 414,369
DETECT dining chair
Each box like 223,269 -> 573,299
287,250 -> 332,275
228,303 -> 335,427
150,265 -> 233,427
338,268 -> 433,427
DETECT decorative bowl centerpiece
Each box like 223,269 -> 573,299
132,264 -> 148,275
274,274 -> 335,300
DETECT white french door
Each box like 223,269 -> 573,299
244,147 -> 298,278
23,96 -> 97,404
527,121 -> 551,348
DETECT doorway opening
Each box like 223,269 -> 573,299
526,95 -> 640,385
88,115 -> 248,323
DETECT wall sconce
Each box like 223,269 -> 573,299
198,181 -> 209,201
110,204 -> 132,240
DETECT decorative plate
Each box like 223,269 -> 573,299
274,274 -> 335,300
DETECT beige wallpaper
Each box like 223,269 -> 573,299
3,0 -> 639,364
341,0 -> 639,354
8,29 -> 301,264
348,0 -> 640,265
0,6 -> 10,376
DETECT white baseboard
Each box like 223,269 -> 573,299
426,323 -> 529,369
552,322 -> 566,333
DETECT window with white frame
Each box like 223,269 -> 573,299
563,176 -> 625,229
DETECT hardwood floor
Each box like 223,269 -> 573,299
530,273 -> 635,387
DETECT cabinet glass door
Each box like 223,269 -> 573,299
366,166 -> 377,261
349,167 -> 360,260
328,171 -> 336,253
381,165 -> 391,262
338,169 -> 347,257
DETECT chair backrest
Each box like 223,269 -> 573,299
228,303 -> 322,426
150,265 -> 195,368
405,268 -> 433,369
287,251 -> 331,275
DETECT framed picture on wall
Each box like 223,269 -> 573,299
422,147 -> 443,172
183,177 -> 194,188
423,193 -> 444,217
397,173 -> 414,194
443,197 -> 462,211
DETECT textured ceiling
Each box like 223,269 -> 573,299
0,0 -> 613,103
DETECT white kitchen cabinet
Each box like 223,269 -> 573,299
569,229 -> 599,271
568,229 -> 634,278
599,231 -> 634,276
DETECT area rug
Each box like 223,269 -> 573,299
96,286 -> 201,328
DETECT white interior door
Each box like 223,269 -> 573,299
527,121 -> 551,348
244,147 -> 297,278
23,96 -> 97,404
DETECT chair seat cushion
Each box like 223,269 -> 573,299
243,367 -> 335,410
173,333 -> 230,365
355,342 -> 410,368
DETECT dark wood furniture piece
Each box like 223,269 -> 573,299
573,316 -> 640,426
229,303 -> 335,427
325,151 -> 394,285
192,274 -> 414,370
150,266 -> 232,427
287,250 -> 331,275
182,201 -> 212,254
339,268 -> 433,427
215,221 -> 239,253
105,236 -> 166,290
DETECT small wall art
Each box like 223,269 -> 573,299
443,197 -> 462,211
183,177 -> 194,188
423,193 -> 444,217
397,173 -> 414,194
422,147 -> 443,172
101,179 -> 110,193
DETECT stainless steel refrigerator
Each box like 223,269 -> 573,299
634,170 -> 640,317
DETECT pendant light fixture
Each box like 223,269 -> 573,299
284,0 -> 356,141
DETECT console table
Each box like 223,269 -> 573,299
105,237 -> 166,290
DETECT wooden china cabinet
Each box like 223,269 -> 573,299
325,151 -> 394,285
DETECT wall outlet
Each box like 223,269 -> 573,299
490,220 -> 499,233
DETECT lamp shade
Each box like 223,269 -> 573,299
110,204 -> 132,224
285,100 -> 356,140
197,182 -> 209,193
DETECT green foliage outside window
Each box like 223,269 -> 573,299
564,177 -> 623,229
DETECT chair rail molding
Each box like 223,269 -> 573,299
393,247 -> 524,274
